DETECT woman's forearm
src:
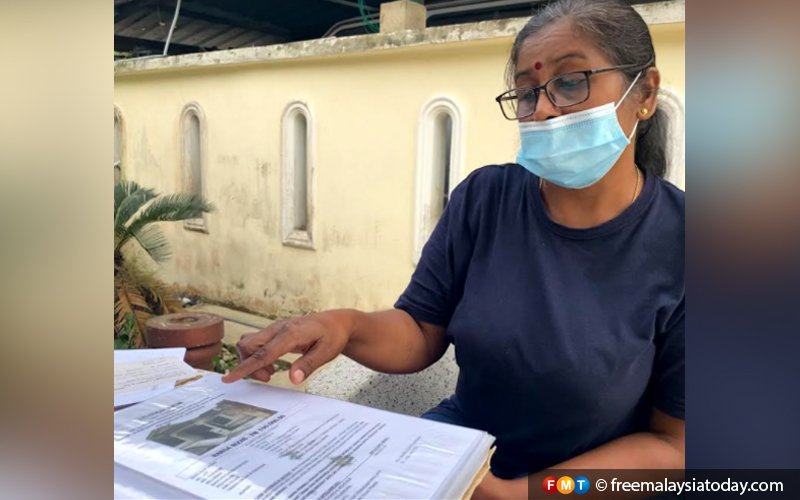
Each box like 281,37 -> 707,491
341,309 -> 446,374
222,308 -> 445,384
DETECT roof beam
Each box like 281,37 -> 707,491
163,1 -> 294,38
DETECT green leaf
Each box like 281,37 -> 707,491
115,181 -> 159,251
138,193 -> 214,223
124,194 -> 214,253
132,225 -> 172,263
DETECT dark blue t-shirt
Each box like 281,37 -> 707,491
395,164 -> 684,478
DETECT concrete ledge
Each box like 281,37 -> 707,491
115,1 -> 683,76
190,303 -> 273,329
306,347 -> 459,417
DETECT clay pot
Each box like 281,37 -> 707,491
183,341 -> 223,371
145,313 -> 224,370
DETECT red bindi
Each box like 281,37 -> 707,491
534,61 -> 543,70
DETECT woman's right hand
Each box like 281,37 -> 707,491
221,309 -> 355,385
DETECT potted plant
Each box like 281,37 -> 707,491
114,181 -> 213,348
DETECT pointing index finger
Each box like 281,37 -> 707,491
222,345 -> 276,383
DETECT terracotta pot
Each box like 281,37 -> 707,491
145,312 -> 224,370
183,341 -> 222,371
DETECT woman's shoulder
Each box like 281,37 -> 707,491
453,163 -> 529,200
445,164 -> 531,221
652,175 -> 685,220
460,163 -> 527,183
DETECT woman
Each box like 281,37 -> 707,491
223,0 -> 685,496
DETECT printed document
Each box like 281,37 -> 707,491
114,374 -> 494,499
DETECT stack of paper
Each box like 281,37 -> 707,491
114,348 -> 198,408
114,374 -> 495,499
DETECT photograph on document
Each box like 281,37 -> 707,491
146,399 -> 276,455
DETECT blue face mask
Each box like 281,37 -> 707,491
516,72 -> 641,189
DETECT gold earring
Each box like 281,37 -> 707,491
640,108 -> 649,117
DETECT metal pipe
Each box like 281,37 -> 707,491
319,0 -> 378,10
323,12 -> 380,37
324,0 -> 542,37
163,0 -> 182,56
427,0 -> 540,22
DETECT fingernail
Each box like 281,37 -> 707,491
293,369 -> 305,384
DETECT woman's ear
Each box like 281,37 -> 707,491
637,67 -> 661,121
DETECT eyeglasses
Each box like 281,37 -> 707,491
495,62 -> 648,121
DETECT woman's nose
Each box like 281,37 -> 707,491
521,91 -> 560,123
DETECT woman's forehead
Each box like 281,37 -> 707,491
518,22 -> 607,66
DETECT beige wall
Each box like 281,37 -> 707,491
114,16 -> 685,317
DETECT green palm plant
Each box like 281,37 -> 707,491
114,181 -> 214,348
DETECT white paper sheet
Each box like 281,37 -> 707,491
114,374 -> 494,500
114,348 -> 197,408
115,463 -> 200,499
